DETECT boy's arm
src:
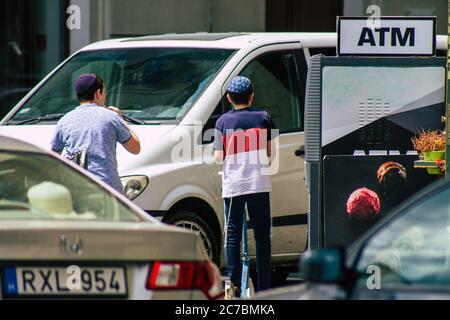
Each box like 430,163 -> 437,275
122,127 -> 141,154
50,124 -> 64,154
109,107 -> 141,154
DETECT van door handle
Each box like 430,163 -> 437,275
295,146 -> 305,157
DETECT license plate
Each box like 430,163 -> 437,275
3,266 -> 127,297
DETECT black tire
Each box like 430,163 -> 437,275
165,210 -> 220,265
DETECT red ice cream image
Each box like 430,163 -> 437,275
346,187 -> 381,219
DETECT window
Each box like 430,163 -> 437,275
201,99 -> 230,145
239,50 -> 303,133
10,48 -> 235,123
354,185 -> 450,289
0,151 -> 142,222
309,47 -> 337,57
0,1 -> 68,120
202,49 -> 305,144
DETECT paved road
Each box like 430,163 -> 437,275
221,268 -> 303,291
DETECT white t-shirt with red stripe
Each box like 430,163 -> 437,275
214,107 -> 277,198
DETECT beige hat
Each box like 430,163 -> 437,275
27,181 -> 74,215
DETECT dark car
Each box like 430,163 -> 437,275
255,177 -> 450,300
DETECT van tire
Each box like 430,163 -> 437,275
165,210 -> 220,265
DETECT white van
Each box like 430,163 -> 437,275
1,33 -> 445,277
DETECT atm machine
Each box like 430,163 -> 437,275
304,55 -> 446,249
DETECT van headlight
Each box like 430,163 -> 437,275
121,175 -> 149,200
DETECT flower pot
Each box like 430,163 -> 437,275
423,150 -> 445,174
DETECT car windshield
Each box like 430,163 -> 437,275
354,184 -> 450,289
9,48 -> 234,122
0,151 -> 143,222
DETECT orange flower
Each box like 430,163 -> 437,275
411,129 -> 446,153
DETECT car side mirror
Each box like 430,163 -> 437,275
299,247 -> 346,284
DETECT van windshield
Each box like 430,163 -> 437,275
9,48 -> 235,123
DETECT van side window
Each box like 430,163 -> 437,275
295,49 -> 307,132
308,47 -> 337,57
240,50 -> 303,133
201,99 -> 229,144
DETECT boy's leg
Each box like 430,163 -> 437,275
224,195 -> 246,288
246,192 -> 272,291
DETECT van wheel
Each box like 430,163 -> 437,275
165,211 -> 220,265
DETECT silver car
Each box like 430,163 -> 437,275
255,177 -> 450,300
0,135 -> 223,299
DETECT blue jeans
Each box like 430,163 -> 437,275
224,192 -> 272,291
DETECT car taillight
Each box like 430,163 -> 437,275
146,261 -> 223,299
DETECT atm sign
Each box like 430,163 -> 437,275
338,17 -> 436,56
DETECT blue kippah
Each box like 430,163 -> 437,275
75,74 -> 97,95
227,76 -> 252,94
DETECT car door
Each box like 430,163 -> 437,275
220,44 -> 309,256
349,184 -> 450,299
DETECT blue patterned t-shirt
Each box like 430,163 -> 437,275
51,103 -> 132,192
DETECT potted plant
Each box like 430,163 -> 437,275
411,129 -> 446,174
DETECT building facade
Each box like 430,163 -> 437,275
0,0 -> 447,118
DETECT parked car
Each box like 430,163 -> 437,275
0,33 -> 446,278
255,177 -> 450,300
0,135 -> 222,300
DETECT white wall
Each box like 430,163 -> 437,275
210,0 -> 265,32
109,0 -> 211,36
84,0 -> 266,41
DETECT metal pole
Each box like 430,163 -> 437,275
240,204 -> 250,298
447,0 -> 450,175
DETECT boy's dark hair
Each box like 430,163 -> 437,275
228,86 -> 254,105
77,75 -> 104,102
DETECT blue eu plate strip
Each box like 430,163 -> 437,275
3,267 -> 18,296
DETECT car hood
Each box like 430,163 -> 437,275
0,124 -> 176,171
